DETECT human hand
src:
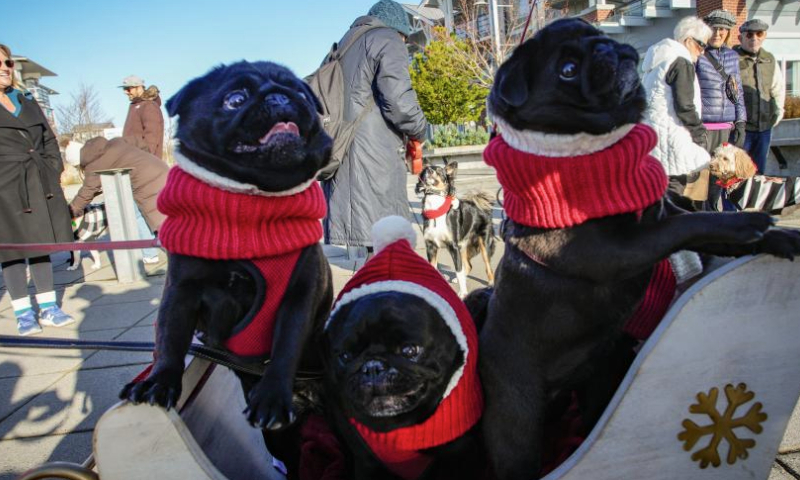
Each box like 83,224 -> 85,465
730,122 -> 746,148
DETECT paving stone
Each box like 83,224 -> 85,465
79,326 -> 154,370
0,430 -> 93,480
782,399 -> 800,452
777,451 -> 800,477
0,364 -> 142,440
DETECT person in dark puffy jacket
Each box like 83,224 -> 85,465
322,0 -> 428,258
696,10 -> 747,150
695,9 -> 747,210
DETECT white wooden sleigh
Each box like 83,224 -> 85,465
21,255 -> 800,480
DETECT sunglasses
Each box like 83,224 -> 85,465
693,38 -> 708,50
745,31 -> 766,39
1,59 -> 14,68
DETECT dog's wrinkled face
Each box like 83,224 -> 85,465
324,292 -> 462,432
414,162 -> 457,196
709,144 -> 757,182
489,18 -> 645,135
166,61 -> 332,192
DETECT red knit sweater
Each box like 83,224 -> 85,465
157,167 -> 326,356
158,167 -> 326,259
483,124 -> 668,229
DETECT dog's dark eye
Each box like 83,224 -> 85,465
297,91 -> 307,101
338,352 -> 352,365
223,90 -> 249,111
401,345 -> 422,360
559,61 -> 579,81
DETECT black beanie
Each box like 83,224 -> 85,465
368,0 -> 412,37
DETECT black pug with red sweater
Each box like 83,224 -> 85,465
474,18 -> 800,479
322,216 -> 484,480
120,61 -> 333,473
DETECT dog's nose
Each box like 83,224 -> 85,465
264,93 -> 290,107
361,360 -> 386,377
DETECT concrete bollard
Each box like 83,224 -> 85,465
96,168 -> 145,283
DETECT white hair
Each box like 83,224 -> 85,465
673,16 -> 712,43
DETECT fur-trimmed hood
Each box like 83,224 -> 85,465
131,85 -> 162,106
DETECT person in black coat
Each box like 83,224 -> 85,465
322,0 -> 428,257
0,44 -> 74,336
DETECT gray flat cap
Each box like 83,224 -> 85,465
704,9 -> 737,29
739,19 -> 769,33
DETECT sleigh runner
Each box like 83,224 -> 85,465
18,253 -> 797,480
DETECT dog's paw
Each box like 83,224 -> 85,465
91,262 -> 102,270
721,212 -> 774,244
66,264 -> 79,271
244,374 -> 295,431
119,370 -> 183,410
756,228 -> 800,260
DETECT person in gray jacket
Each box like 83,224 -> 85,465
323,0 -> 427,256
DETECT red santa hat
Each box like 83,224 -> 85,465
325,216 -> 483,471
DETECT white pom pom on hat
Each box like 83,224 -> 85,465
371,215 -> 417,254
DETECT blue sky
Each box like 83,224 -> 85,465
5,0 -> 384,130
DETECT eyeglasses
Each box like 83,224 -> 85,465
745,31 -> 766,39
1,59 -> 14,68
692,38 -> 708,50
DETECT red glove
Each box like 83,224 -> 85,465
405,139 -> 423,175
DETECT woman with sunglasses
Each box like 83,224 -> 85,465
641,17 -> 713,208
0,43 -> 75,336
696,10 -> 748,210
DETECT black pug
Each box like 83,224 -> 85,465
474,18 -> 800,479
322,217 -> 484,480
119,61 -> 333,472
414,160 -> 496,298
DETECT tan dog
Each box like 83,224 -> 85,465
708,143 -> 757,184
709,143 -> 800,214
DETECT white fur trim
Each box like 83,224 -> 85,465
326,280 -> 467,399
174,151 -> 318,197
493,115 -> 635,158
669,251 -> 703,284
371,216 -> 417,253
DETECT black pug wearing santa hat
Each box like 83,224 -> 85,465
322,216 -> 485,480
120,61 -> 334,474
473,18 -> 800,479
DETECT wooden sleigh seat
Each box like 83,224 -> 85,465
92,255 -> 800,480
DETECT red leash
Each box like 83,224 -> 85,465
0,239 -> 159,252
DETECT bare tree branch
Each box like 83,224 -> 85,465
56,83 -> 111,136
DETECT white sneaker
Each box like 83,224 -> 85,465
143,256 -> 160,265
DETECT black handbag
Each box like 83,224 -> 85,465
704,51 -> 739,104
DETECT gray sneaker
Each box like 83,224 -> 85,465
39,306 -> 75,327
16,310 -> 43,336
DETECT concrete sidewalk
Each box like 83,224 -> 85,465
1,164 -> 799,479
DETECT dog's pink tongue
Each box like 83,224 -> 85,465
260,122 -> 299,143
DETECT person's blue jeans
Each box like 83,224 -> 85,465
743,129 -> 772,174
134,205 -> 158,259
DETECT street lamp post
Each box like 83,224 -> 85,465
474,0 -> 503,63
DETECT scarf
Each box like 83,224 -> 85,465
157,167 -> 326,259
483,124 -> 668,229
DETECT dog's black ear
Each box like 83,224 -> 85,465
166,65 -> 225,117
445,160 -> 458,178
166,78 -> 206,117
494,55 -> 529,107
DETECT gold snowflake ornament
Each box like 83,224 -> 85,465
678,383 -> 767,468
